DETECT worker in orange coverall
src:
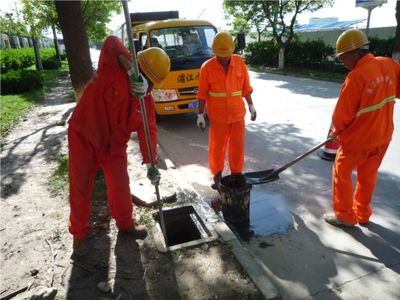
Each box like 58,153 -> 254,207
324,29 -> 399,227
67,36 -> 170,256
196,31 -> 257,190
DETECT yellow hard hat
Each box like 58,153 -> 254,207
137,47 -> 171,83
212,31 -> 234,58
336,29 -> 369,57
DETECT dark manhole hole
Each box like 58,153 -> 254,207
153,205 -> 218,252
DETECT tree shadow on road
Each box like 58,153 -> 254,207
343,222 -> 400,272
66,170 -> 114,299
1,74 -> 74,200
255,213 -> 342,299
113,232 -> 150,299
0,106 -> 74,199
65,170 -> 181,300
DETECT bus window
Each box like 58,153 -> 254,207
139,33 -> 147,50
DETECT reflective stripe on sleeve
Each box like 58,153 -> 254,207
356,95 -> 396,117
209,90 -> 242,97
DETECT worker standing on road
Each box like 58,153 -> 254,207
196,31 -> 257,189
67,36 -> 170,256
324,29 -> 399,227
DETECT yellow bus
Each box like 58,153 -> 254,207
128,13 -> 217,115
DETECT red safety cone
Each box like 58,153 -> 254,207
319,139 -> 339,161
319,125 -> 339,161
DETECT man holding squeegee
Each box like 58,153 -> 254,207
324,29 -> 399,227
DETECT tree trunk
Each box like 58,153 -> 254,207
278,46 -> 285,69
32,37 -> 43,71
52,24 -> 61,62
55,0 -> 92,99
393,0 -> 400,62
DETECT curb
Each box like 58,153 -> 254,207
156,142 -> 281,300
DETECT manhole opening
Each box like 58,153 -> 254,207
153,205 -> 211,247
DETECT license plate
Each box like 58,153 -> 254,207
188,101 -> 198,109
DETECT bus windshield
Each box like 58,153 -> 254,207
149,25 -> 217,70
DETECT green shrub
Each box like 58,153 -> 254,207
0,48 -> 35,72
244,40 -> 279,66
0,48 -> 59,72
42,57 -> 61,69
40,48 -> 57,60
286,39 -> 335,70
369,36 -> 394,57
1,70 -> 43,94
243,35 -> 393,74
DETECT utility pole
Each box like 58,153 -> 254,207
356,0 -> 387,37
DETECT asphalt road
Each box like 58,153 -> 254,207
156,71 -> 400,299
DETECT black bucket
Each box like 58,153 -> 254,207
219,175 -> 252,223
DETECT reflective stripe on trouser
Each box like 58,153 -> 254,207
68,128 -> 134,239
209,120 -> 245,175
332,143 -> 389,224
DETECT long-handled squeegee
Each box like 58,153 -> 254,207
121,0 -> 168,246
244,138 -> 332,185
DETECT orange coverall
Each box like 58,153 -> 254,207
331,53 -> 399,224
197,55 -> 253,176
68,36 -> 157,239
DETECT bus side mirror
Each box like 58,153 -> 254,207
237,32 -> 245,51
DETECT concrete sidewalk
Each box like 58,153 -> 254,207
156,71 -> 400,299
151,142 -> 281,299
237,72 -> 400,300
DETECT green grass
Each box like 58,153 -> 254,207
49,155 -> 69,192
0,61 -> 69,140
49,156 -> 108,195
303,69 -> 346,81
137,207 -> 155,228
249,65 -> 346,82
0,94 -> 36,138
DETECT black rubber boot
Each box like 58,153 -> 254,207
211,172 -> 222,190
120,223 -> 148,240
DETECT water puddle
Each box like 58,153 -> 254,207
222,187 -> 293,241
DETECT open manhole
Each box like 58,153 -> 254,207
153,205 -> 218,252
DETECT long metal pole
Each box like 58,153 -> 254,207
275,138 -> 332,174
121,0 -> 168,247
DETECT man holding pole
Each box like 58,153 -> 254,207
68,35 -> 170,256
324,29 -> 399,227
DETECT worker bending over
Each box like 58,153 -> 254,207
68,36 -> 170,255
324,29 -> 399,227
196,31 -> 257,189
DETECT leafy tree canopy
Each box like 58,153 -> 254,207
21,0 -> 49,38
81,0 -> 121,41
2,0 -> 121,42
223,0 -> 333,68
224,0 -> 268,36
224,0 -> 333,45
0,12 -> 28,36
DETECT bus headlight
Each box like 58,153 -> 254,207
152,89 -> 178,102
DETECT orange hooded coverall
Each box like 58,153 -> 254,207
197,55 -> 253,175
332,53 -> 399,224
68,36 -> 157,240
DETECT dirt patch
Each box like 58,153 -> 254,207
0,75 -> 263,299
